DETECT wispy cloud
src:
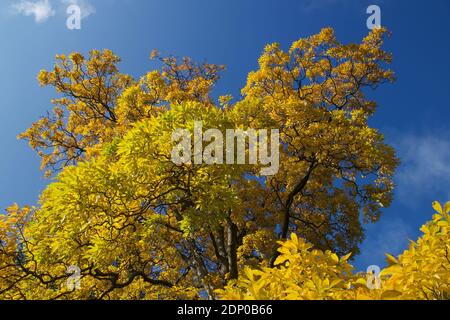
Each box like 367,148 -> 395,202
61,0 -> 95,19
11,0 -> 55,23
356,217 -> 413,270
355,130 -> 450,270
394,133 -> 450,204
10,0 -> 95,23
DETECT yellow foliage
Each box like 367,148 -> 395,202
3,28 -> 439,300
217,202 -> 450,300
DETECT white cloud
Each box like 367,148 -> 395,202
61,0 -> 95,19
10,0 -> 95,23
394,133 -> 450,203
11,0 -> 55,23
354,131 -> 450,270
356,217 -> 413,270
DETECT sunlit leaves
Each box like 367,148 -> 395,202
218,202 -> 450,300
0,28 -> 409,300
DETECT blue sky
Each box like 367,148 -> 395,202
0,0 -> 449,271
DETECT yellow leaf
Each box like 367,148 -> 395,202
330,253 -> 339,263
437,221 -> 449,227
273,256 -> 288,266
432,201 -> 443,214
244,267 -> 254,281
444,201 -> 450,214
341,252 -> 352,262
380,264 -> 402,276
381,290 -> 402,299
290,233 -> 298,243
353,278 -> 368,288
385,253 -> 398,265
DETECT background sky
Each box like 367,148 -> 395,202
1,0 -> 449,271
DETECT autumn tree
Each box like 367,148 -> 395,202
1,28 -> 399,299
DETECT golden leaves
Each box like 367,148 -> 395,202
219,201 -> 450,300
7,27 -> 440,301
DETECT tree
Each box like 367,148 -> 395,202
1,28 -> 399,299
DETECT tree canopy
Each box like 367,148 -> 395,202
2,28 -> 442,300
